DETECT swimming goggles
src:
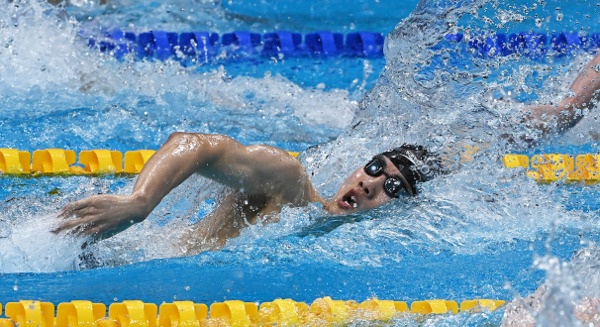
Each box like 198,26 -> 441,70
364,156 -> 412,198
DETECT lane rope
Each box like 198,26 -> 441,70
0,149 -> 299,175
503,153 -> 600,183
2,148 -> 599,182
87,30 -> 600,64
0,298 -> 505,327
87,30 -> 384,62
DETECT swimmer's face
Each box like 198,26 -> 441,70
327,156 -> 404,215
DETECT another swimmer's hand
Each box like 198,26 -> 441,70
53,194 -> 151,241
500,104 -> 563,147
574,297 -> 600,324
523,104 -> 563,133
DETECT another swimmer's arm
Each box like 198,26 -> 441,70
527,51 -> 600,135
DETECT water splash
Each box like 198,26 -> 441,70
0,211 -> 83,273
502,245 -> 600,326
8,0 -> 592,274
2,3 -> 600,326
0,1 -> 358,150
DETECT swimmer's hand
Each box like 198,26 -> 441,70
500,104 -> 568,147
53,194 -> 150,241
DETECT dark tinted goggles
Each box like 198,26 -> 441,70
364,157 -> 408,198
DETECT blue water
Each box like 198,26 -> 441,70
2,0 -> 600,325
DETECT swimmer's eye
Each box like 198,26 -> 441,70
364,158 -> 406,198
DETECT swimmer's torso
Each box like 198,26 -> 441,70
178,159 -> 320,256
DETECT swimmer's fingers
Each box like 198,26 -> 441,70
59,198 -> 93,218
52,215 -> 96,235
53,215 -> 119,240
574,297 -> 600,322
55,194 -> 143,239
54,200 -> 95,234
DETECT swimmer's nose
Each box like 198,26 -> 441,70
359,180 -> 377,199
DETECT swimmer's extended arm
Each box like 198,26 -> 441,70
526,51 -> 600,135
55,132 -> 304,240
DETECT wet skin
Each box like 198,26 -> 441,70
54,133 -> 399,254
325,156 -> 400,215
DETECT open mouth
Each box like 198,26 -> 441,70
340,190 -> 358,209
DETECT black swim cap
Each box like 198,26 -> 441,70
380,144 -> 437,195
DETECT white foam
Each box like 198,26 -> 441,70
0,213 -> 84,273
0,1 -> 357,135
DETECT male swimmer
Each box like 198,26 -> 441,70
54,136 -> 434,253
54,51 -> 600,254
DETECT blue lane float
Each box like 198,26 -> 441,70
262,31 -> 303,57
87,30 -> 385,63
447,32 -> 600,58
179,32 -> 219,60
87,30 -> 600,64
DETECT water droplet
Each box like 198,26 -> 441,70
535,18 -> 543,28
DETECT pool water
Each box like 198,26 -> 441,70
2,0 -> 600,325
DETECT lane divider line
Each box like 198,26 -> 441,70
0,149 -> 300,176
88,30 -> 385,63
0,298 -> 505,327
504,153 -> 600,183
1,148 -> 597,183
88,29 -> 600,64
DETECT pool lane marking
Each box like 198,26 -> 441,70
0,149 -> 299,176
0,298 -> 505,327
1,148 -> 596,183
503,153 -> 600,183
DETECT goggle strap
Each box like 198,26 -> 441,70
394,168 -> 415,196
390,156 -> 419,195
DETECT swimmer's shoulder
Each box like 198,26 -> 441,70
244,144 -> 305,175
244,144 -> 316,199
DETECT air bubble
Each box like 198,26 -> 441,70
535,18 -> 543,28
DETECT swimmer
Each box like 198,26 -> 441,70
54,50 -> 600,254
54,137 -> 435,253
